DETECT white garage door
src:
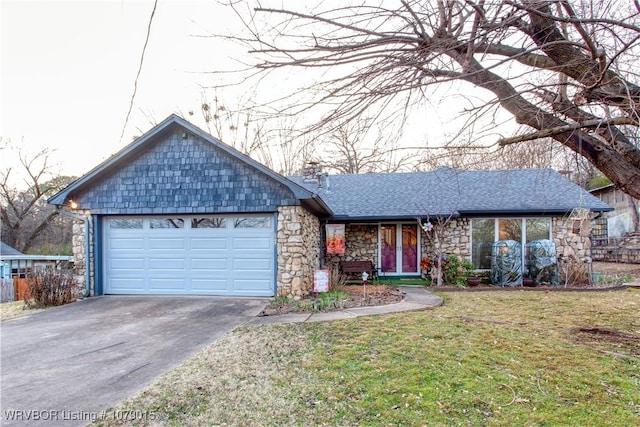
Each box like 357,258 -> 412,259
104,215 -> 275,296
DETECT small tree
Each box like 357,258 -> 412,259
0,144 -> 75,253
419,216 -> 451,287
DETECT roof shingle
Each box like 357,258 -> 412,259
289,168 -> 612,220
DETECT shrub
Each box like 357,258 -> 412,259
300,289 -> 350,312
441,255 -> 476,286
24,268 -> 76,309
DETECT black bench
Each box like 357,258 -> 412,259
339,260 -> 378,280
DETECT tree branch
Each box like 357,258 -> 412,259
498,117 -> 639,146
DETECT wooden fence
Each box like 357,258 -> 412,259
1,278 -> 14,302
0,277 -> 31,302
13,278 -> 30,301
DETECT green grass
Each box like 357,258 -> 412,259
96,289 -> 640,426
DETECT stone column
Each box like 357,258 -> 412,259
277,206 -> 320,298
70,212 -> 93,297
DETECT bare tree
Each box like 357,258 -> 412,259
194,92 -> 267,159
321,117 -> 414,173
189,91 -> 320,175
0,145 -> 75,254
222,0 -> 640,198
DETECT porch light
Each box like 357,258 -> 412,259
68,200 -> 78,209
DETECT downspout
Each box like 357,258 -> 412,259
57,209 -> 91,298
319,219 -> 327,269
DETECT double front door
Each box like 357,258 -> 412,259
380,224 -> 419,275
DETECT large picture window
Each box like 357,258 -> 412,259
472,219 -> 494,269
471,218 -> 551,269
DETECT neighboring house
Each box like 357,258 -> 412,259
0,241 -> 74,279
589,184 -> 640,263
589,184 -> 640,244
48,115 -> 612,298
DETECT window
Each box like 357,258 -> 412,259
191,217 -> 226,228
110,219 -> 143,229
150,218 -> 184,229
526,218 -> 551,242
471,218 -> 551,269
233,216 -> 271,228
471,219 -> 494,269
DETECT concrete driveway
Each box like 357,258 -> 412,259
0,296 -> 267,426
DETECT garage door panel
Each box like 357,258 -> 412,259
149,278 -> 186,291
233,258 -> 272,271
232,237 -> 271,250
191,279 -> 228,292
191,258 -> 227,271
190,238 -> 227,250
105,216 -> 274,296
109,258 -> 145,270
233,279 -> 273,294
148,258 -> 185,269
148,238 -> 185,250
110,238 -> 144,250
109,278 -> 146,291
148,267 -> 185,278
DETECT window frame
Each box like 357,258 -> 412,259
470,217 -> 552,270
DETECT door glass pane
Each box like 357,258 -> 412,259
526,218 -> 550,242
401,225 -> 418,273
192,217 -> 227,228
110,219 -> 143,229
472,219 -> 494,269
150,218 -> 184,229
234,216 -> 271,228
380,225 -> 396,273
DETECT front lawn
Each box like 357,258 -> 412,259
96,289 -> 640,426
0,301 -> 46,321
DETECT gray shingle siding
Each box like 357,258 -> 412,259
71,129 -> 300,215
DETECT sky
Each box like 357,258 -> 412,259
1,0 -> 494,189
1,0 -> 252,184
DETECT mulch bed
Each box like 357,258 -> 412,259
260,284 -> 404,316
260,262 -> 640,315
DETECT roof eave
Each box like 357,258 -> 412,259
458,207 -> 614,216
326,213 -> 461,222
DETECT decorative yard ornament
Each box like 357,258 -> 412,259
361,271 -> 369,283
421,221 -> 433,233
362,271 -> 369,299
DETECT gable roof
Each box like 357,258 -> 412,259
1,242 -> 23,256
48,115 -> 332,216
290,167 -> 612,220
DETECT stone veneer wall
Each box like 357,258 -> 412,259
552,217 -> 592,263
552,216 -> 594,283
323,224 -> 378,272
420,218 -> 471,261
277,206 -> 320,298
314,217 -> 597,284
591,232 -> 640,263
70,212 -> 94,297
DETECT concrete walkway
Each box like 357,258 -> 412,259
246,286 -> 443,326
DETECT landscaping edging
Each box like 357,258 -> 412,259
430,285 -> 635,292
